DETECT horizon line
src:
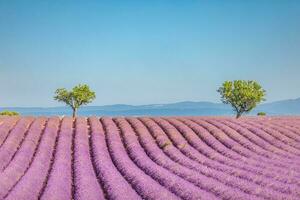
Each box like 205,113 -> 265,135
1,97 -> 299,109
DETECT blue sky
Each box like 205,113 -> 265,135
0,1 -> 299,107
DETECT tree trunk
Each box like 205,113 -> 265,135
72,108 -> 77,118
236,112 -> 242,119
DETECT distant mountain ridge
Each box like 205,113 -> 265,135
1,98 -> 300,116
256,97 -> 300,115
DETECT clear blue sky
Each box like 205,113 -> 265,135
0,1 -> 299,107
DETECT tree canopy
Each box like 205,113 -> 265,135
217,80 -> 266,118
54,84 -> 96,117
0,110 -> 19,116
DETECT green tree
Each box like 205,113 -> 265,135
54,84 -> 96,118
0,110 -> 19,116
217,80 -> 266,118
257,112 -> 266,116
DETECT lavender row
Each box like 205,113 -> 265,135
216,119 -> 299,161
169,118 -> 300,185
73,117 -> 105,200
114,117 -> 218,200
89,117 -> 141,200
132,117 -> 272,199
0,117 -> 46,199
270,121 -> 300,139
254,119 -> 300,142
245,120 -> 300,151
101,117 -> 180,200
191,118 -> 297,167
216,119 -> 300,172
228,119 -> 300,158
0,117 -> 19,146
279,120 -> 300,133
5,117 -> 60,200
180,118 -> 279,173
144,117 -> 298,199
40,117 -> 73,200
0,117 -> 34,171
187,117 -> 300,176
205,119 -> 300,171
243,117 -> 300,142
1,116 -> 299,200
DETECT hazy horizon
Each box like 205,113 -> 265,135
0,97 -> 299,109
1,1 -> 300,107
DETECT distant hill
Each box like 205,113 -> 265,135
1,98 -> 300,116
255,97 -> 300,115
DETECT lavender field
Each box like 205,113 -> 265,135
0,116 -> 299,200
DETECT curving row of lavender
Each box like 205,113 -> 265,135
0,116 -> 299,200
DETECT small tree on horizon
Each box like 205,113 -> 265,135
0,110 -> 19,116
217,80 -> 266,118
54,84 -> 96,118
